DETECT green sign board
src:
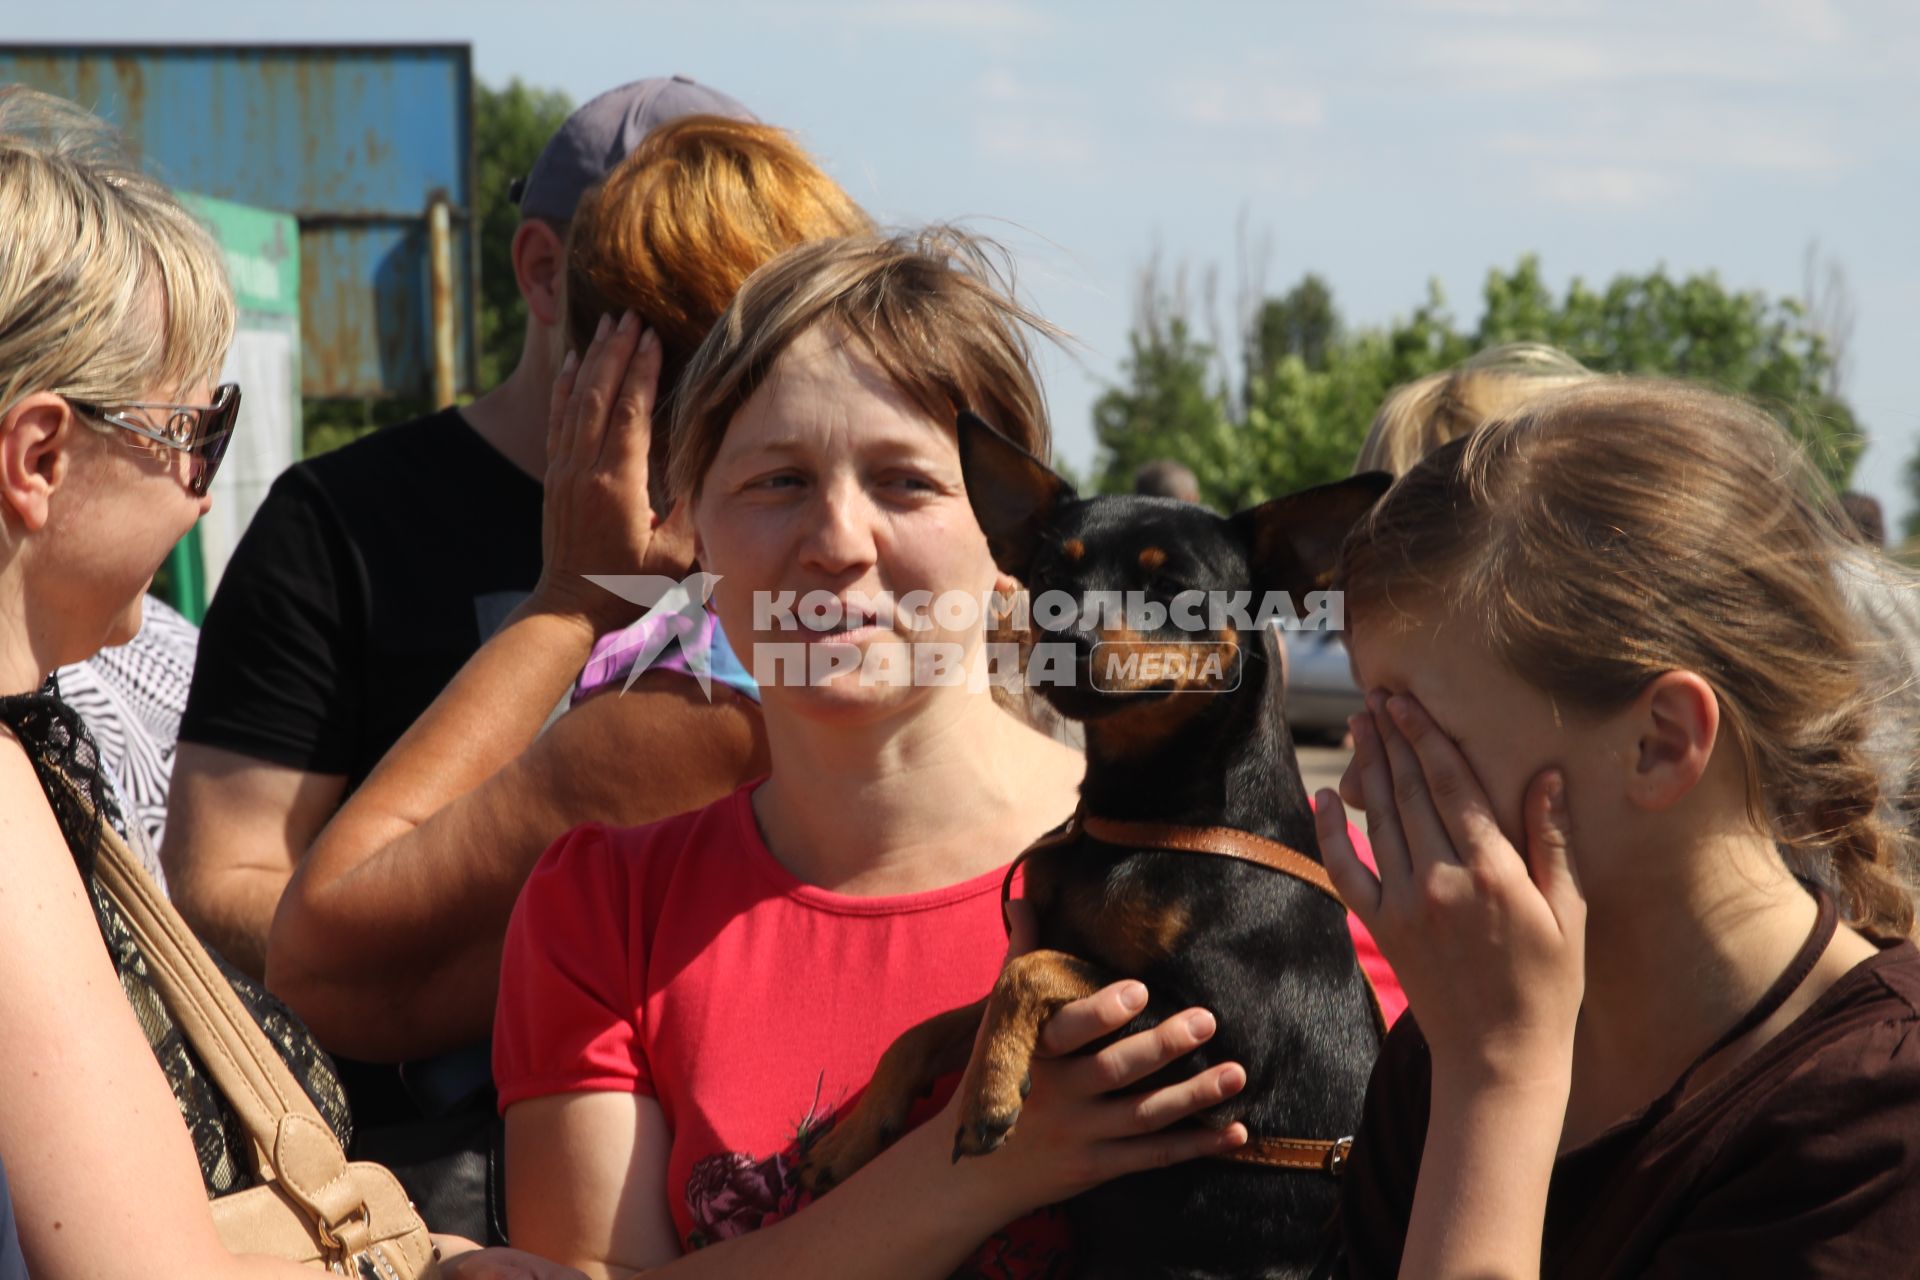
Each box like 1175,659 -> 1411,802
177,192 -> 300,317
159,193 -> 304,623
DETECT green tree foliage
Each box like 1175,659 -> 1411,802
1091,315 -> 1235,505
1246,273 -> 1339,382
1094,254 -> 1864,508
302,77 -> 572,457
1476,256 -> 1860,486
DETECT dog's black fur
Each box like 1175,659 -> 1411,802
796,415 -> 1390,1280
961,415 -> 1388,1279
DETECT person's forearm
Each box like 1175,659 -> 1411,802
268,683 -> 766,1060
335,599 -> 599,838
1399,1070 -> 1568,1280
171,864 -> 289,981
266,750 -> 570,1058
261,600 -> 593,1041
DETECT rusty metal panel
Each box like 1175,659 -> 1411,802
0,44 -> 476,399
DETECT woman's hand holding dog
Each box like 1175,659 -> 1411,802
955,902 -> 1250,1223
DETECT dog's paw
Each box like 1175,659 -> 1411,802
792,1151 -> 839,1196
791,1139 -> 843,1196
795,1113 -> 899,1195
952,1104 -> 1021,1161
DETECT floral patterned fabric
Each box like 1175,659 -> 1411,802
494,790 -> 1071,1276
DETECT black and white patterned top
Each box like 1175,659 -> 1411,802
56,595 -> 198,889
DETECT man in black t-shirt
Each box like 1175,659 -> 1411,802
161,76 -> 755,1240
166,73 -> 752,980
178,408 -> 544,805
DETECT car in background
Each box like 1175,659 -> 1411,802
1283,627 -> 1362,743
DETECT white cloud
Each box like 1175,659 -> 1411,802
974,65 -> 1034,104
1531,164 -> 1673,209
1175,81 -> 1325,129
1753,0 -> 1849,45
1482,96 -> 1852,213
765,0 -> 1052,37
1411,31 -> 1787,91
1398,0 -> 1601,15
1395,0 -> 1916,94
968,66 -> 1097,171
1404,2 -> 1869,212
974,117 -> 1098,169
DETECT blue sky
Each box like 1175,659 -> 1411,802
13,1 -> 1918,523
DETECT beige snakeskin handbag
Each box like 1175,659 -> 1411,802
92,816 -> 440,1278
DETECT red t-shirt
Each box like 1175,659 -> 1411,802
494,783 -> 1403,1271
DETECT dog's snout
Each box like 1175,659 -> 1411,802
1032,621 -> 1101,657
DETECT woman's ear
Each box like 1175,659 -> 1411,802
0,393 -> 76,533
1626,671 -> 1720,811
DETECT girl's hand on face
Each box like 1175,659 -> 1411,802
967,903 -> 1249,1219
531,312 -> 698,634
1316,691 -> 1586,1090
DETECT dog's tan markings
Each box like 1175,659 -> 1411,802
1088,620 -> 1240,698
1085,693 -> 1210,757
796,999 -> 987,1193
1062,878 -> 1190,975
1090,623 -> 1156,695
1173,627 -> 1240,694
1137,546 -> 1167,572
953,950 -> 1106,1159
1098,644 -> 1171,694
1061,537 -> 1085,562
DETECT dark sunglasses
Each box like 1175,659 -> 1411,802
67,382 -> 242,497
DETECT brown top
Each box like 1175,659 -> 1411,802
1337,892 -> 1920,1279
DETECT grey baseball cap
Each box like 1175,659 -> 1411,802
512,75 -> 756,222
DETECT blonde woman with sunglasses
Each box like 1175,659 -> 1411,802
0,87 -> 574,1280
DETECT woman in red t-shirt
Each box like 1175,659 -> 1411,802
496,231 -> 1279,1278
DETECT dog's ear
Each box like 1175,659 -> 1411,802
958,410 -> 1076,579
1229,471 -> 1393,598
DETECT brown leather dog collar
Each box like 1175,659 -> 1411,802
996,809 -> 1365,1178
1231,1134 -> 1353,1175
1078,814 -> 1345,907
998,810 -> 1346,934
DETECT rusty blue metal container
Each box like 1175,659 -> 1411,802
0,43 -> 476,401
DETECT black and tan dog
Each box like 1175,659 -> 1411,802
798,414 -> 1391,1279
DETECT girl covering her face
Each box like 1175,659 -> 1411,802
1318,379 -> 1920,1279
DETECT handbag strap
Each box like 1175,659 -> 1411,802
83,783 -> 378,1256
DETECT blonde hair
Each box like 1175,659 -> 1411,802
0,88 -> 234,424
1339,380 -> 1917,939
668,228 -> 1058,500
564,114 -> 871,408
1355,342 -> 1595,476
